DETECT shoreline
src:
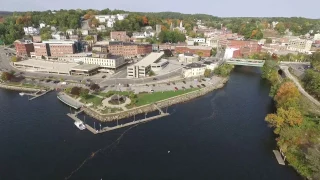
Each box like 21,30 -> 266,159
0,83 -> 43,92
82,77 -> 228,122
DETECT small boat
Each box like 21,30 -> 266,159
19,92 -> 25,96
74,121 -> 86,130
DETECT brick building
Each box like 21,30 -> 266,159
110,31 -> 129,42
175,46 -> 212,57
49,44 -> 76,57
14,40 -> 34,57
33,43 -> 50,58
226,40 -> 262,58
108,41 -> 152,58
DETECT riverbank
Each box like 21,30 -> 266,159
262,60 -> 320,179
0,82 -> 43,92
82,77 -> 228,122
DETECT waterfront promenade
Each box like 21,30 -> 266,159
57,92 -> 83,109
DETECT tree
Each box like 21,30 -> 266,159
70,87 -> 81,96
275,22 -> 286,34
84,35 -> 94,41
80,88 -> 89,97
1,72 -> 14,81
306,146 -> 320,177
91,18 -> 99,27
213,64 -> 234,77
90,83 -> 100,91
41,33 -> 52,41
204,69 -> 212,78
211,48 -> 217,57
265,107 -> 303,134
11,56 -> 21,62
274,82 -> 300,110
142,16 -> 148,25
197,51 -> 204,59
148,70 -> 155,76
266,38 -> 272,44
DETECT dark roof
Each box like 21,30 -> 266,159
184,52 -> 194,56
185,63 -> 205,68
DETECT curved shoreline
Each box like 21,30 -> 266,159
0,83 -> 42,92
82,78 -> 228,122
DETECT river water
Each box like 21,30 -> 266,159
0,66 -> 301,180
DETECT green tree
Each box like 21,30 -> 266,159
84,35 -> 94,41
275,22 -> 286,34
11,56 -> 21,62
213,64 -> 234,77
80,88 -> 89,97
204,69 -> 212,78
148,70 -> 155,76
211,48 -> 217,57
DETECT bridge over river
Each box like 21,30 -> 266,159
226,59 -> 265,67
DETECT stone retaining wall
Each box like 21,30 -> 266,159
0,83 -> 41,92
83,78 -> 228,122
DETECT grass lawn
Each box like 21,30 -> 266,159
134,88 -> 199,107
5,82 -> 40,89
80,95 -> 103,107
99,91 -> 133,97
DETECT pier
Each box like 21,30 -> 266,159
273,150 -> 285,165
28,89 -> 53,101
86,113 -> 170,134
67,110 -> 84,122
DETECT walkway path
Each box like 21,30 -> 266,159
280,66 -> 320,107
102,96 -> 131,111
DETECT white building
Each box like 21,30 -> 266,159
182,63 -> 206,78
314,33 -> 320,41
97,25 -> 106,31
81,30 -> 89,36
23,27 -> 40,35
94,14 -> 128,27
287,38 -> 313,53
66,29 -> 75,35
193,38 -> 206,44
127,52 -> 164,78
187,39 -> 194,46
203,61 -> 219,71
39,23 -> 46,29
80,56 -> 126,73
178,53 -> 199,64
224,47 -> 239,59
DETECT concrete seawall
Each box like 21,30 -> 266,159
0,83 -> 41,92
83,78 -> 228,122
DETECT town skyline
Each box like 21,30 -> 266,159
1,0 -> 319,19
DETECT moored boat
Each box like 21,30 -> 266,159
74,121 -> 86,130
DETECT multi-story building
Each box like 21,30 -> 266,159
33,43 -> 50,58
178,53 -> 200,64
92,45 -> 108,53
23,27 -> 39,35
226,40 -> 262,58
314,34 -> 320,41
175,46 -> 212,57
287,38 -> 313,53
182,63 -> 206,78
14,39 -> 34,57
32,36 -> 42,43
110,31 -> 129,42
81,55 -> 126,73
127,52 -> 164,78
43,40 -> 77,57
108,41 -> 152,58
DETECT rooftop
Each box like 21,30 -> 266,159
42,39 -> 77,44
71,64 -> 100,72
176,46 -> 212,50
134,52 -> 165,67
184,63 -> 206,69
14,59 -> 78,73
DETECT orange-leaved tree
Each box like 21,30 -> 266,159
274,81 -> 300,110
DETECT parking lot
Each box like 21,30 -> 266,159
101,76 -> 222,94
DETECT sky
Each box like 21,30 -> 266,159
1,0 -> 319,19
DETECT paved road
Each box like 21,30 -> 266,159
0,47 -> 182,85
280,65 -> 320,107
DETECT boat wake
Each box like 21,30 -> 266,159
64,124 -> 140,180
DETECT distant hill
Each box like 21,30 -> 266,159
0,11 -> 13,16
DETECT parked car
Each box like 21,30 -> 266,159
201,84 -> 206,87
197,85 -> 201,88
153,78 -> 157,80
45,79 -> 51,83
174,87 -> 178,90
150,89 -> 154,93
102,75 -> 106,78
172,82 -> 175,85
167,83 -> 170,85
182,81 -> 186,84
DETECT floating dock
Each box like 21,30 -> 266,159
273,150 -> 285,165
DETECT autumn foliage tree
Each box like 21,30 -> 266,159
142,16 -> 148,25
274,82 -> 300,110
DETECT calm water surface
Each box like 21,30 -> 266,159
0,66 -> 301,180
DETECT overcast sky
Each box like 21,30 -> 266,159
1,0 -> 319,18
